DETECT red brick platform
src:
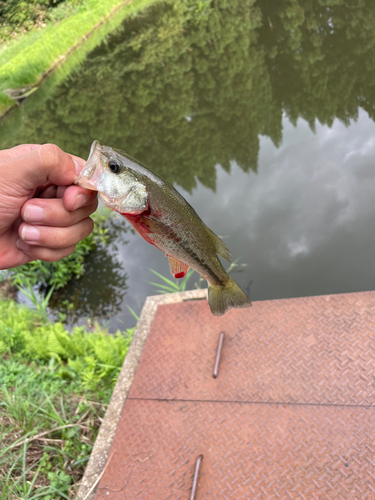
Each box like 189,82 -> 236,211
80,290 -> 375,499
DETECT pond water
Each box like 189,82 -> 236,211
1,0 -> 375,330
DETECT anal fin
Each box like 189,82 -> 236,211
167,255 -> 189,279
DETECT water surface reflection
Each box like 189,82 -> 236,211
0,0 -> 375,327
115,111 -> 375,328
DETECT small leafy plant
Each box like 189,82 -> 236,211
0,296 -> 134,498
17,279 -> 55,323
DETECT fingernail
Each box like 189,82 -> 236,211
24,205 -> 44,222
72,193 -> 87,211
21,225 -> 40,242
16,239 -> 30,252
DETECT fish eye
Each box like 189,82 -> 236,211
108,160 -> 122,174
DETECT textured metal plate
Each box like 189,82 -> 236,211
93,291 -> 375,499
129,292 -> 375,405
94,399 -> 375,499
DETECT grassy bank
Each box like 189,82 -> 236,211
0,0 -> 160,117
0,298 -> 133,498
0,207 -> 133,498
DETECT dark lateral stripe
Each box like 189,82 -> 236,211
178,240 -> 224,284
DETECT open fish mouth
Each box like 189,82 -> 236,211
74,140 -> 103,191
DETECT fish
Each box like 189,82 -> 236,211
75,140 -> 251,316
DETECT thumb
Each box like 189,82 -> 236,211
4,144 -> 85,192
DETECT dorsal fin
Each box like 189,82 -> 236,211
167,255 -> 190,278
207,229 -> 231,262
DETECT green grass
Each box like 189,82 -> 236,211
0,298 -> 134,498
0,357 -> 110,499
148,268 -> 198,294
0,0 -> 161,115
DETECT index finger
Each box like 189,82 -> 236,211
0,144 -> 41,159
5,144 -> 86,191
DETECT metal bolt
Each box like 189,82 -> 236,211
190,454 -> 203,500
213,332 -> 225,379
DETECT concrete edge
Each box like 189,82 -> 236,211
76,288 -> 207,500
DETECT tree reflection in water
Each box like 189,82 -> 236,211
3,0 -> 374,189
41,213 -> 131,324
48,244 -> 129,325
1,0 -> 375,320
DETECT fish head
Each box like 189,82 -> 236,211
75,140 -> 148,214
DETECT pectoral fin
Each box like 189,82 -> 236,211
167,256 -> 189,279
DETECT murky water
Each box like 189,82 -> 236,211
1,0 -> 375,329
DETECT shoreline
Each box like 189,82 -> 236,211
0,0 -> 159,119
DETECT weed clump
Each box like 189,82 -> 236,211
0,298 -> 133,498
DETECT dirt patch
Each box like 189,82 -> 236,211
0,279 -> 18,301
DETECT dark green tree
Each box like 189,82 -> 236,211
0,0 -> 280,191
1,0 -> 375,189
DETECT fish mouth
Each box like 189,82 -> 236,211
74,140 -> 102,191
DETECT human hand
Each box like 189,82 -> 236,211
0,143 -> 98,270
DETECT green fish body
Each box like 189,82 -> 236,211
75,140 -> 251,316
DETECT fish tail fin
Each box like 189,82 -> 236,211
207,278 -> 252,316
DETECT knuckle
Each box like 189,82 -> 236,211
39,143 -> 64,165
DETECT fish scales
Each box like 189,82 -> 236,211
75,140 -> 251,316
124,184 -> 228,286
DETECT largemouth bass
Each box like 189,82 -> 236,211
75,140 -> 251,316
